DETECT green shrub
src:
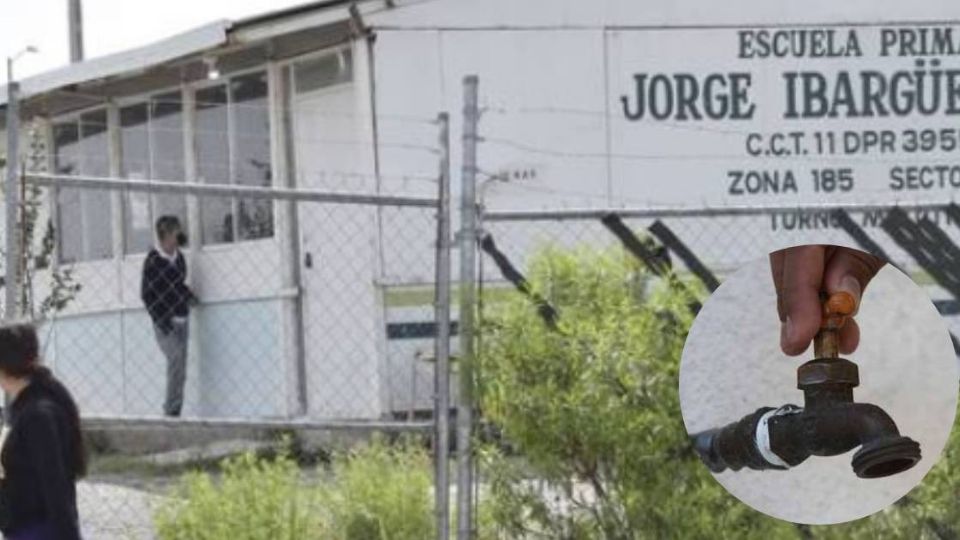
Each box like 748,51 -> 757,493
320,436 -> 435,540
476,243 -> 798,539
154,445 -> 319,540
154,437 -> 437,540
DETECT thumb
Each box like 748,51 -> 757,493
823,247 -> 886,316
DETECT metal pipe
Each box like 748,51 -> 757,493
694,401 -> 920,479
23,172 -> 438,208
692,356 -> 921,478
456,74 -> 479,540
4,76 -> 20,322
484,200 -> 958,223
433,112 -> 452,540
80,414 -> 432,432
68,0 -> 85,63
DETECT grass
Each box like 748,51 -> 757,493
152,435 -> 436,540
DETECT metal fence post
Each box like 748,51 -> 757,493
457,75 -> 479,540
434,111 -> 452,539
4,79 -> 21,322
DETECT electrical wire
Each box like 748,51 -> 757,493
486,105 -> 754,136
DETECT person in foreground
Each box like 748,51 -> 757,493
0,323 -> 85,540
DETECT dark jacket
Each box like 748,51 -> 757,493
0,371 -> 84,539
141,248 -> 195,333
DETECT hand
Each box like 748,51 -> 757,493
185,287 -> 200,306
769,245 -> 886,356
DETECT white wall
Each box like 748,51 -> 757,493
370,0 -> 960,348
375,0 -> 960,29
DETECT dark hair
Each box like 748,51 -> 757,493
0,324 -> 87,479
155,215 -> 182,241
0,323 -> 39,377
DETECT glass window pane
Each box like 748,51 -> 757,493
294,48 -> 353,94
151,92 -> 184,181
120,104 -> 149,178
79,110 -> 109,176
79,110 -> 113,260
54,122 -> 82,264
120,103 -> 153,254
196,84 -> 232,244
53,122 -> 80,175
231,71 -> 273,240
150,92 -> 188,250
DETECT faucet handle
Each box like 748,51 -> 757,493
821,291 -> 856,330
814,291 -> 856,358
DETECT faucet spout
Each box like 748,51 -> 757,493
691,356 -> 921,478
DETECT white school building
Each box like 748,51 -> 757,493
2,0 -> 960,420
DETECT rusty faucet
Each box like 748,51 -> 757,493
692,291 -> 921,478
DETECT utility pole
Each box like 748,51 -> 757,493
68,0 -> 85,63
5,61 -> 21,322
433,112 -> 452,539
456,75 -> 479,540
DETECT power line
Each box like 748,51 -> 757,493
482,136 -> 737,161
486,105 -> 754,136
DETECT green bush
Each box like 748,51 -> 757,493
154,437 -> 437,540
152,236 -> 960,539
154,446 -> 319,540
319,436 -> 435,540
475,241 -> 960,539
476,243 -> 797,539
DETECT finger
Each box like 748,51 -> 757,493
769,250 -> 786,322
780,246 -> 826,356
839,318 -> 861,355
823,247 -> 887,316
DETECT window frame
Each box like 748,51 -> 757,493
191,65 -> 275,246
278,45 -> 356,197
50,104 -> 114,264
115,84 -> 190,256
282,45 -> 355,97
46,53 -> 340,263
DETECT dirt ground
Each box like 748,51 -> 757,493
79,481 -> 165,540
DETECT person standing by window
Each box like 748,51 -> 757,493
0,323 -> 86,540
141,215 -> 198,417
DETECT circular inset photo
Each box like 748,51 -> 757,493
679,245 -> 958,525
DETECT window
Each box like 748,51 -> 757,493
54,109 -> 113,263
198,70 -> 274,245
120,92 -> 189,254
53,69 -> 276,258
293,48 -> 353,94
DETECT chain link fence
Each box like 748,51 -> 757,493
0,173 -> 450,539
477,202 -> 960,322
470,200 -> 960,537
